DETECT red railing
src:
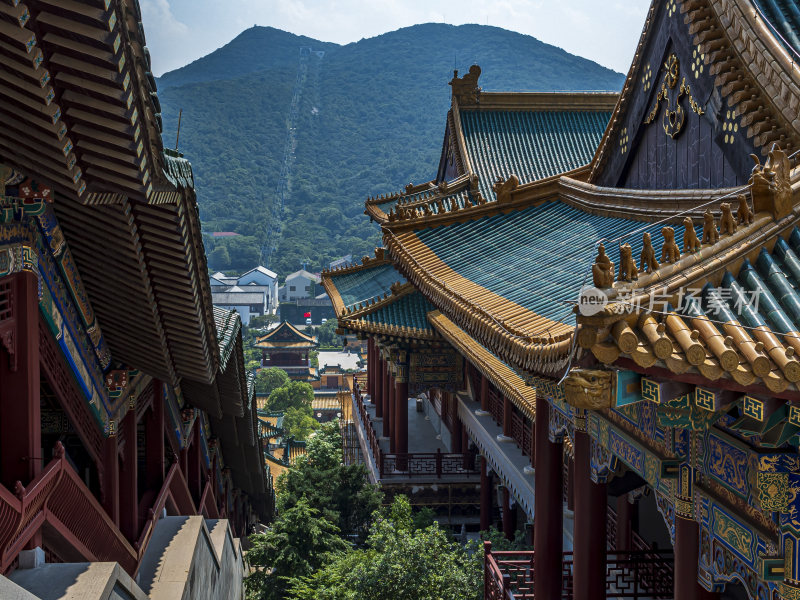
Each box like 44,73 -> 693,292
488,386 -> 503,425
484,543 -> 674,599
0,442 -> 137,575
352,378 -> 478,480
199,482 -> 220,519
134,462 -> 196,566
0,442 -> 219,578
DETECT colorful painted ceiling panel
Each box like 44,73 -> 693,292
460,110 -> 611,199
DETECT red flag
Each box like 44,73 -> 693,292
304,312 -> 311,318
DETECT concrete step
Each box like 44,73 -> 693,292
8,562 -> 147,600
137,516 -> 244,600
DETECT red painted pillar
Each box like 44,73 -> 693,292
573,429 -> 607,600
382,359 -> 391,438
502,487 -> 516,541
675,516 -> 703,600
395,376 -> 408,456
535,397 -> 562,600
389,373 -> 397,453
567,458 -> 575,512
366,338 -> 373,399
189,421 -> 203,503
120,408 -> 138,541
452,415 -> 464,453
480,457 -> 492,531
374,348 -> 383,417
480,375 -> 489,412
102,433 -> 120,526
145,382 -> 165,491
0,271 -> 41,489
502,395 -> 512,437
616,494 -> 632,551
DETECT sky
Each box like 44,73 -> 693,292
141,0 -> 652,77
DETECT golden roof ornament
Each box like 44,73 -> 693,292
683,217 -> 701,254
750,145 -> 792,219
719,202 -> 736,235
639,232 -> 659,273
661,227 -> 680,263
701,209 -> 718,244
592,243 -> 615,288
617,243 -> 638,282
449,64 -> 482,105
736,194 -> 753,225
493,174 -> 519,204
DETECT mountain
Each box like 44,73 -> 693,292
157,24 -> 625,277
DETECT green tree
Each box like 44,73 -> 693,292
277,422 -> 382,542
246,498 -> 350,600
286,496 -> 482,600
315,320 -> 342,348
255,367 -> 290,396
267,381 -> 314,412
209,244 -> 231,270
283,405 -> 318,440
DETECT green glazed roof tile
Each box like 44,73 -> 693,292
752,0 -> 800,56
460,110 -> 611,198
332,263 -> 405,310
363,291 -> 435,331
415,200 -> 699,325
213,306 -> 241,370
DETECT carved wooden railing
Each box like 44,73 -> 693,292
0,442 -> 138,574
379,449 -> 479,479
0,442 -> 221,577
484,543 -> 674,600
352,379 -> 478,480
134,462 -> 196,564
488,386 -> 503,425
199,481 -> 220,519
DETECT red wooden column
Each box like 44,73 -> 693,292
534,396 -> 562,600
368,341 -> 373,395
145,381 -> 165,491
374,346 -> 383,417
502,487 -> 516,541
382,358 -> 391,438
480,457 -> 492,531
394,352 -> 408,457
102,432 -> 120,526
389,372 -> 397,453
573,428 -> 607,600
502,395 -> 512,437
120,407 -> 138,541
0,271 -> 41,489
0,270 -> 41,550
480,375 -> 489,412
189,420 -> 203,502
675,515 -> 705,600
615,494 -> 632,551
452,416 -> 463,453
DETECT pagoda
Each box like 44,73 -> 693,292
323,1 -> 800,598
254,321 -> 319,381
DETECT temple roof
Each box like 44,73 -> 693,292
254,321 -> 318,350
335,282 -> 438,341
321,249 -> 405,316
457,98 -> 614,199
590,0 -> 800,184
365,89 -> 617,225
585,220 -> 800,399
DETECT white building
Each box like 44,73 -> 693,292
210,266 -> 278,324
278,269 -> 321,302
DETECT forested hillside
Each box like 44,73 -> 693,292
158,24 -> 624,276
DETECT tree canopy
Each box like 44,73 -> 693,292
286,496 -> 482,600
254,367 -> 290,396
267,380 -> 314,413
